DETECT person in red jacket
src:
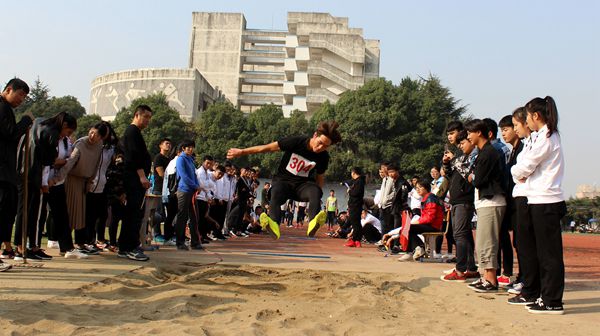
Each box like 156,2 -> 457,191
399,179 -> 443,261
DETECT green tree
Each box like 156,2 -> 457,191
74,114 -> 103,139
112,93 -> 193,157
14,78 -> 86,120
310,76 -> 466,181
194,101 -> 246,162
236,104 -> 290,175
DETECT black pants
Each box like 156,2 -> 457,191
348,206 -> 362,242
118,177 -> 145,252
268,177 -> 322,224
85,192 -> 108,244
363,224 -> 382,243
14,180 -> 42,249
109,201 -> 126,247
164,196 -> 177,240
234,199 -> 248,233
209,200 -> 226,234
452,203 -> 477,273
196,199 -> 209,238
408,224 -> 439,252
510,198 -> 522,281
326,211 -> 336,227
47,185 -> 74,252
381,207 -> 394,235
496,206 -> 514,277
0,182 -> 18,244
38,193 -> 51,243
174,191 -> 200,247
518,199 -> 566,306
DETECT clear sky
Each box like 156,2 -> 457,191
1,0 -> 598,197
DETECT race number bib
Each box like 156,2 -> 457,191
286,153 -> 316,177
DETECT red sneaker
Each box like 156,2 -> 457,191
354,241 -> 362,248
465,271 -> 481,279
440,270 -> 467,282
497,275 -> 511,287
344,240 -> 356,247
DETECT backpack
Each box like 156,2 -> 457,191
167,171 -> 179,194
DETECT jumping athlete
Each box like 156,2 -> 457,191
226,120 -> 342,239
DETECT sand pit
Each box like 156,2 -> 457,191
1,230 -> 599,335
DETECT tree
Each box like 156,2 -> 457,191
112,93 -> 193,157
194,101 -> 246,162
74,114 -> 103,139
310,76 -> 466,181
236,104 -> 289,173
14,78 -> 86,120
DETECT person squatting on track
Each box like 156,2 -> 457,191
226,121 -> 342,239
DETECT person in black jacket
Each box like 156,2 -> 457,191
345,167 -> 365,247
465,119 -> 507,293
441,130 -> 479,282
0,78 -> 32,269
118,105 -> 152,261
387,163 -> 411,230
14,112 -> 77,261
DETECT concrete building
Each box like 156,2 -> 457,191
90,68 -> 220,121
576,184 -> 600,199
91,11 -> 378,120
189,12 -> 380,116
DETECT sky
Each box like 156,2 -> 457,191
1,0 -> 598,197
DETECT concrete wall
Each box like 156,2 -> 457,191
189,12 -> 245,106
89,68 -> 218,121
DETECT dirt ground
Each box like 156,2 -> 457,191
0,227 -> 598,335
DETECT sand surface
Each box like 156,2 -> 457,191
1,229 -> 599,335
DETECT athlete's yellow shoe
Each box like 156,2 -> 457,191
260,213 -> 281,240
307,210 -> 327,237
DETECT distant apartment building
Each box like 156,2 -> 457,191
576,184 -> 600,199
189,12 -> 380,117
91,12 -> 378,120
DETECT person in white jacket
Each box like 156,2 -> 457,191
510,96 -> 566,315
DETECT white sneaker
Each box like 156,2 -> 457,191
508,282 -> 524,295
398,253 -> 414,262
374,239 -> 383,247
65,249 -> 89,259
432,252 -> 443,259
413,246 -> 425,260
229,231 -> 238,238
47,240 -> 60,249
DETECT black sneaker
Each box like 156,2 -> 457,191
176,244 -> 189,251
507,294 -> 537,306
191,244 -> 204,250
83,245 -> 100,255
471,280 -> 498,293
117,250 -> 128,258
527,298 -> 564,315
34,249 -> 53,260
467,278 -> 484,289
126,250 -> 149,261
25,250 -> 44,261
0,249 -> 15,259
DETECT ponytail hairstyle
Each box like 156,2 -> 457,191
316,120 -> 342,144
512,106 -> 527,124
92,122 -> 109,139
525,96 -> 559,137
102,121 -> 119,147
41,112 -> 77,132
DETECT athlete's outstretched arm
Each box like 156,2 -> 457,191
227,141 -> 280,159
315,173 -> 325,188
